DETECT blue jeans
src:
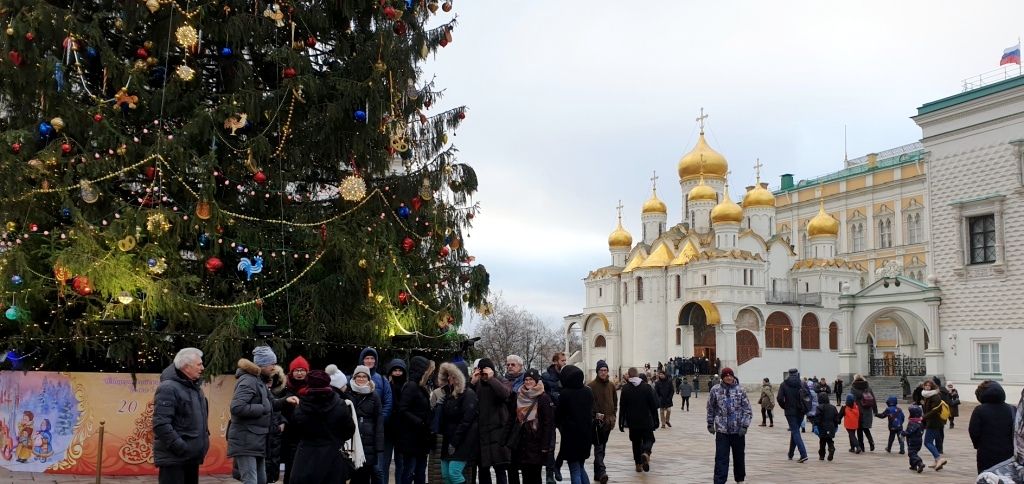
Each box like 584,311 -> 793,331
378,439 -> 403,484
924,428 -> 942,460
441,460 -> 467,484
786,414 -> 807,458
234,456 -> 267,484
714,433 -> 745,484
567,461 -> 590,484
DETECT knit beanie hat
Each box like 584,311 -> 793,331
524,368 -> 542,383
252,345 -> 277,367
353,365 -> 371,378
845,393 -> 855,405
289,355 -> 310,373
326,364 -> 348,389
720,367 -> 735,379
477,358 -> 496,373
596,359 -> 608,371
306,369 -> 331,389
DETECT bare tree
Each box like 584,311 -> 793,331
473,295 -> 561,373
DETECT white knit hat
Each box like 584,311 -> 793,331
326,364 -> 348,389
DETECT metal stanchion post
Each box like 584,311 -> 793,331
95,420 -> 105,484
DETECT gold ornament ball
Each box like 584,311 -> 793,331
358,259 -> 367,269
339,174 -> 367,201
146,56 -> 158,66
373,60 -> 387,74
143,40 -> 154,50
50,117 -> 65,132
116,144 -> 128,156
133,59 -> 148,71
175,25 -> 199,48
175,65 -> 195,81
5,27 -> 14,36
6,221 -> 16,232
80,181 -> 99,203
145,0 -> 160,13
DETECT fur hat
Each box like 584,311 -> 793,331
326,364 -> 347,389
288,355 -> 310,373
252,345 -> 277,367
596,359 -> 609,371
306,369 -> 331,389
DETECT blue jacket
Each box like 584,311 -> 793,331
360,347 -> 394,422
706,378 -> 752,434
881,396 -> 905,431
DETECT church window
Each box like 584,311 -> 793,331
622,282 -> 628,304
828,322 -> 838,350
801,231 -> 810,258
701,274 -> 707,286
800,313 -> 820,350
969,215 -> 996,264
598,287 -> 602,298
906,213 -> 922,244
766,312 -> 792,349
675,327 -> 681,345
594,335 -> 607,348
743,270 -> 747,285
636,277 -> 644,301
674,275 -> 681,299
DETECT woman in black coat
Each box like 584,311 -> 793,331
968,380 -> 1016,473
437,362 -> 479,484
849,374 -> 877,451
346,365 -> 385,484
554,366 -> 593,484
507,368 -> 554,484
285,370 -> 356,484
396,356 -> 436,484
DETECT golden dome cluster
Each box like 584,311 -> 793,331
608,220 -> 633,248
807,201 -> 839,237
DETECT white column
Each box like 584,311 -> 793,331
923,298 -> 944,377
838,304 -> 858,380
718,322 -> 738,374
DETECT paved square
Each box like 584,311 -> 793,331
0,393 -> 983,483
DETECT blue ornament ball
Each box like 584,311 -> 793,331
85,46 -> 98,58
5,306 -> 18,320
198,233 -> 212,249
147,258 -> 158,268
220,47 -> 233,57
397,206 -> 411,219
405,0 -> 413,8
354,110 -> 367,122
60,207 -> 72,220
10,275 -> 23,286
38,121 -> 55,139
235,244 -> 245,254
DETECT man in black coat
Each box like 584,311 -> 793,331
618,367 -> 660,473
555,366 -> 594,483
776,368 -> 809,462
540,352 -> 566,483
833,377 -> 844,406
654,371 -> 674,428
153,348 -> 210,484
968,380 -> 1016,473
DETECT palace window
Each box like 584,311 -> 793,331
828,322 -> 838,350
850,223 -> 865,252
765,312 -> 792,349
622,282 -> 628,304
975,341 -> 1000,375
594,335 -> 607,348
636,277 -> 644,301
675,327 -> 681,345
906,213 -> 923,244
598,287 -> 602,298
969,215 -> 996,264
878,218 -> 893,248
800,314 -> 820,350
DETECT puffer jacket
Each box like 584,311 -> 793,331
812,393 -> 841,437
228,358 -> 273,457
776,373 -> 806,417
437,362 -> 479,462
346,381 -> 385,457
706,377 -> 752,434
359,347 -> 394,422
968,381 -> 1016,472
152,364 -> 210,466
395,356 -> 435,455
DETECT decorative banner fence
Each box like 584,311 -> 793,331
0,371 -> 234,475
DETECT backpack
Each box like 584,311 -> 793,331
889,407 -> 905,430
798,386 -> 812,414
860,390 -> 876,409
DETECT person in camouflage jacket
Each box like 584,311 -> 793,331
706,368 -> 752,484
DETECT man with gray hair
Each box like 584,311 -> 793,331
153,347 -> 210,484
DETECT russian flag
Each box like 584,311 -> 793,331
1000,43 -> 1021,66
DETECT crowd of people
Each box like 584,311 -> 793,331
152,346 -> 1024,484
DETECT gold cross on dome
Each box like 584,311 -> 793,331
754,158 -> 764,182
650,171 -> 659,193
696,108 -> 708,134
616,200 -> 624,222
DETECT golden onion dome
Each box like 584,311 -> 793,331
608,220 -> 633,248
688,177 -> 718,202
742,183 -> 776,208
710,188 -> 743,224
678,133 -> 729,181
642,188 -> 667,215
807,201 -> 839,237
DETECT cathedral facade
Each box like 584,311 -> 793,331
567,78 -> 1024,401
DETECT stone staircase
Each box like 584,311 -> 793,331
863,376 -> 908,403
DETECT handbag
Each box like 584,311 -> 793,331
505,400 -> 538,449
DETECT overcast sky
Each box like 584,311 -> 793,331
423,1 -> 1023,329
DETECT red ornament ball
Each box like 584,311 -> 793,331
439,38 -> 449,48
144,166 -> 157,180
253,171 -> 268,184
393,20 -> 407,36
72,276 -> 94,296
7,50 -> 22,66
305,36 -> 317,48
24,32 -> 34,42
457,111 -> 466,120
205,257 -> 224,273
93,113 -> 104,123
439,246 -> 450,257
11,142 -> 21,154
135,47 -> 148,59
401,236 -> 415,253
383,6 -> 397,19
282,67 -> 297,79
442,1 -> 452,12
61,143 -> 72,154
398,290 -> 409,305
411,196 -> 423,211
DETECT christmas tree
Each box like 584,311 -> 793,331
0,0 -> 488,373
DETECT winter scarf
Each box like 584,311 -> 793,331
628,377 -> 642,386
922,389 -> 938,399
351,379 -> 374,395
516,384 -> 545,428
342,399 -> 366,469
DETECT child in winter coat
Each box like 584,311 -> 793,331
812,392 -> 842,461
841,394 -> 863,454
877,396 -> 905,454
903,405 -> 925,473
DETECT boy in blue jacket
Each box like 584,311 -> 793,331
877,396 -> 905,454
902,405 -> 925,473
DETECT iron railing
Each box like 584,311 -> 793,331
870,356 -> 926,377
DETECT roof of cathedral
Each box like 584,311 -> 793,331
640,243 -> 674,268
608,220 -> 633,248
742,182 -> 775,208
710,188 -> 743,224
678,133 -> 729,181
690,248 -> 764,263
790,258 -> 866,271
687,177 -> 718,202
807,201 -> 840,237
586,265 -> 623,280
622,250 -> 647,273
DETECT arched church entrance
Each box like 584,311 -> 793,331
856,308 -> 928,377
680,301 -> 719,363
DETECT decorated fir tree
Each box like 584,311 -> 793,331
0,0 -> 488,373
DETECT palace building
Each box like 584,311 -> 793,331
566,77 -> 1023,401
